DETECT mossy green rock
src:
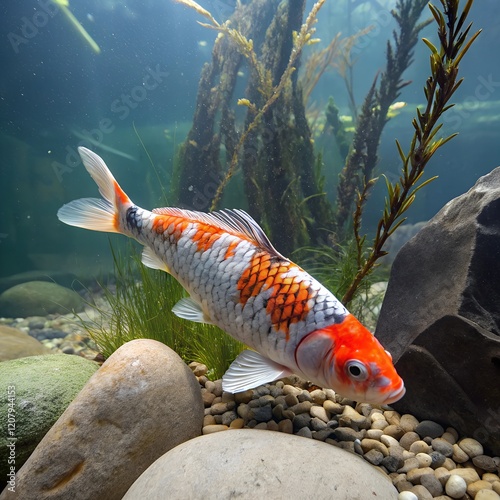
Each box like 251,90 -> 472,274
0,281 -> 84,317
0,354 -> 99,476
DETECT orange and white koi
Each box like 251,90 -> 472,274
57,147 -> 405,404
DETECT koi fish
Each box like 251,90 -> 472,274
57,147 -> 405,404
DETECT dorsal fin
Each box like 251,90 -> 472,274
151,207 -> 283,257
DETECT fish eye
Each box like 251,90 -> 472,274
345,360 -> 369,381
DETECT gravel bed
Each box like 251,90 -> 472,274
192,362 -> 500,500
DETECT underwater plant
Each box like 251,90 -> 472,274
174,0 -> 333,255
341,0 -> 480,305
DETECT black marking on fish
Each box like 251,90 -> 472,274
126,206 -> 142,232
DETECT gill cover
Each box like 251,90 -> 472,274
295,330 -> 335,383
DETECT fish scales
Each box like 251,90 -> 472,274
124,204 -> 348,366
57,147 -> 406,403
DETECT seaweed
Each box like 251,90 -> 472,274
334,0 -> 433,235
175,0 -> 332,254
341,0 -> 480,305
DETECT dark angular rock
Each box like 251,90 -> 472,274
376,167 -> 500,456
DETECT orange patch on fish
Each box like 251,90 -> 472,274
192,223 -> 223,252
152,216 -> 188,242
237,252 -> 312,340
224,240 -> 239,259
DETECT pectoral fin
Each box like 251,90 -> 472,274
141,247 -> 170,273
172,297 -> 213,324
222,350 -> 292,393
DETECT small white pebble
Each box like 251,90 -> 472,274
446,475 -> 467,498
398,492 -> 418,500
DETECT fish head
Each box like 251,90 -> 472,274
327,315 -> 405,405
296,314 -> 405,405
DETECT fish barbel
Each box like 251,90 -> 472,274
58,147 -> 405,404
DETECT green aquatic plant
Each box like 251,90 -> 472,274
83,243 -> 245,379
174,0 -> 334,254
341,0 -> 480,305
334,0 -> 432,235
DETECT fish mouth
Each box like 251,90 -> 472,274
383,383 -> 406,405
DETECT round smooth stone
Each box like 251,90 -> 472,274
446,475 -> 467,498
458,437 -> 484,458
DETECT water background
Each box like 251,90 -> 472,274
1,0 -> 499,279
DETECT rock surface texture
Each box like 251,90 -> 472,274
0,281 -> 84,317
376,167 -> 500,455
0,325 -> 50,361
3,339 -> 204,500
0,354 -> 99,477
123,429 -> 399,499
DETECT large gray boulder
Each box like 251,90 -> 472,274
376,167 -> 500,455
0,281 -> 84,317
4,339 -> 204,500
0,354 -> 99,477
123,429 -> 398,499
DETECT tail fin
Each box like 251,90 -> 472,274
57,147 -> 132,233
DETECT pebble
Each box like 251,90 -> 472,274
310,405 -> 329,423
249,405 -> 273,422
398,457 -> 420,473
400,414 -> 419,432
341,405 -> 369,427
415,420 -> 445,439
452,443 -> 470,463
476,491 -> 500,500
382,455 -> 402,472
400,431 -> 421,450
309,389 -> 326,405
431,437 -> 454,457
323,400 -> 343,415
449,468 -> 481,484
333,427 -> 364,442
364,449 -> 384,465
429,451 -> 447,468
360,438 -> 389,456
385,424 -> 406,440
446,474 -> 467,498
409,440 -> 430,454
420,473 -> 443,496
474,455 -> 499,472
441,431 -> 458,444
459,437 -> 484,458
409,484 -> 433,499
406,466 -> 434,484
468,479 -> 494,497
416,453 -> 433,468
397,491 -> 418,500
